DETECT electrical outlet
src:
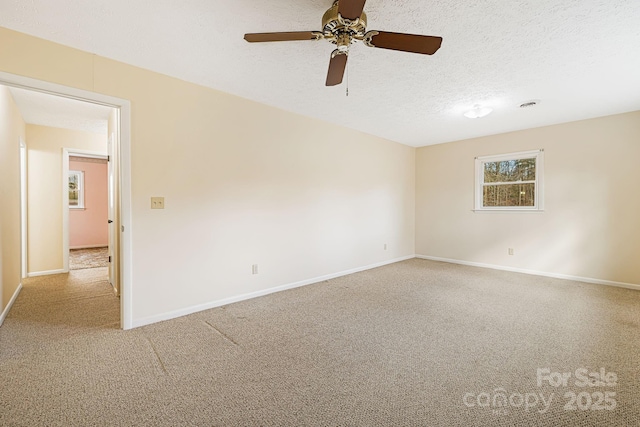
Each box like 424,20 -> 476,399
252,264 -> 258,275
151,197 -> 164,209
384,243 -> 387,250
508,248 -> 514,255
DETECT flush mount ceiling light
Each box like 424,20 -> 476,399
464,104 -> 493,119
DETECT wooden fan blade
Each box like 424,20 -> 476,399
326,52 -> 348,86
338,0 -> 367,21
244,31 -> 321,43
364,31 -> 442,55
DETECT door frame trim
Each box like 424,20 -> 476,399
1,71 -> 133,330
19,137 -> 27,279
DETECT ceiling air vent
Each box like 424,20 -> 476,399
519,100 -> 540,108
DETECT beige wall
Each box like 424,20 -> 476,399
26,125 -> 107,273
0,85 -> 25,313
0,27 -> 416,324
416,111 -> 640,285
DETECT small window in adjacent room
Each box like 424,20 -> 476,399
474,149 -> 544,211
69,170 -> 85,209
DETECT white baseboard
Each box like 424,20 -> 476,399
132,255 -> 415,328
28,269 -> 67,277
70,244 -> 108,250
416,255 -> 640,291
0,283 -> 22,326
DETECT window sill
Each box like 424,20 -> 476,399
472,209 -> 544,213
70,207 -> 86,210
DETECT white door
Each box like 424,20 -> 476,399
107,132 -> 118,295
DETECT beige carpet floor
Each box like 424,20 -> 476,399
69,247 -> 109,270
1,259 -> 639,426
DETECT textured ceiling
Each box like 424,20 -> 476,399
0,0 -> 638,146
8,87 -> 111,134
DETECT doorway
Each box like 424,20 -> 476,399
64,151 -> 110,276
0,71 -> 132,329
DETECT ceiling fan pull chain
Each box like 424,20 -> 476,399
346,60 -> 349,97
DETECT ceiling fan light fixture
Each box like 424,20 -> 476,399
464,104 -> 493,119
336,31 -> 352,52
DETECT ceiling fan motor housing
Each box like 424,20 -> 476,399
322,1 -> 368,51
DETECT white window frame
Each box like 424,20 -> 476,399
69,170 -> 85,209
474,149 -> 544,212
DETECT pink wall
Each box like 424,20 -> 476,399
69,158 -> 108,248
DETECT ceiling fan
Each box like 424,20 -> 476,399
244,0 -> 443,86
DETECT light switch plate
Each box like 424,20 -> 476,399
151,197 -> 164,209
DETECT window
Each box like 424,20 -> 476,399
474,149 -> 544,211
69,170 -> 85,209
